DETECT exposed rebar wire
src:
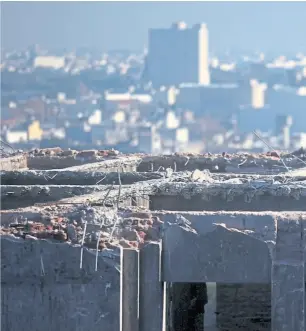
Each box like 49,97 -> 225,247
79,220 -> 88,269
0,139 -> 16,153
253,131 -> 290,172
102,185 -> 114,207
40,255 -> 45,276
108,214 -> 120,243
95,175 -> 107,185
116,169 -> 122,209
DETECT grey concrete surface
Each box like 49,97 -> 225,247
272,217 -> 305,331
149,181 -> 306,211
121,248 -> 139,331
159,212 -> 306,331
1,236 -> 121,331
27,155 -> 140,171
137,154 -> 305,174
1,170 -> 164,185
150,194 -> 306,211
162,221 -> 272,283
137,155 -> 227,172
2,151 -> 306,331
139,242 -> 164,331
1,185 -> 133,209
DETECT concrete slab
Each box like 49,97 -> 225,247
27,155 -> 140,171
137,154 -> 305,174
1,170 -> 164,185
149,182 -> 306,211
1,185 -> 133,209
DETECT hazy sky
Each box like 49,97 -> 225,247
1,1 -> 306,54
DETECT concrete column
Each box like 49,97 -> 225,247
139,242 -> 164,331
272,217 -> 305,331
121,248 -> 139,331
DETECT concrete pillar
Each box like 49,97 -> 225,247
121,248 -> 139,331
272,217 -> 305,331
139,242 -> 164,331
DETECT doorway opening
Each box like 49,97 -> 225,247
167,282 -> 217,331
167,283 -> 271,331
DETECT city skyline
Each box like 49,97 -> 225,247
1,1 -> 306,54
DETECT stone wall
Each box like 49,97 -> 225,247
1,236 -> 121,331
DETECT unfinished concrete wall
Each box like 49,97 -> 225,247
1,236 -> 120,331
0,154 -> 27,171
158,212 -> 305,331
161,217 -> 272,283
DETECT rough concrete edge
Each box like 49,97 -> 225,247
151,181 -> 306,202
0,234 -> 121,272
158,211 -> 288,261
65,156 -> 142,171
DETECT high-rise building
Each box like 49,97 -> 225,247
147,22 -> 210,87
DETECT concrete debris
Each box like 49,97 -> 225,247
66,224 -> 77,242
222,178 -> 243,184
165,167 -> 174,178
190,169 -> 214,183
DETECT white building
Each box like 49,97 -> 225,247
147,22 -> 210,87
34,56 -> 65,70
5,130 -> 28,144
88,110 -> 102,125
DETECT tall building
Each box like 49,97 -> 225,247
147,22 -> 210,87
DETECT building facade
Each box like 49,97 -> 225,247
147,22 -> 210,87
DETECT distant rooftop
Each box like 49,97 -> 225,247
179,83 -> 238,89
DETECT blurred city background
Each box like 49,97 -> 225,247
1,1 -> 306,154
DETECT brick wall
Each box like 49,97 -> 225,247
0,155 -> 27,171
216,284 -> 271,331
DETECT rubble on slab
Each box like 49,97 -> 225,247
1,149 -> 306,251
